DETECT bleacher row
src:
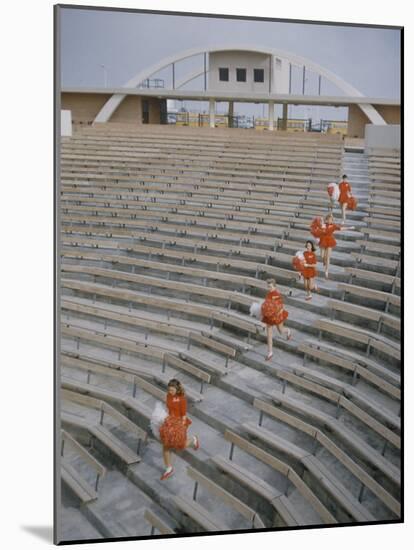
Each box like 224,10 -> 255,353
59,123 -> 401,541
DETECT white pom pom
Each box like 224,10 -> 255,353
249,301 -> 264,319
295,251 -> 305,261
328,182 -> 340,201
150,401 -> 168,439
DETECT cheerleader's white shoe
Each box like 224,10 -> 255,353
160,467 -> 174,481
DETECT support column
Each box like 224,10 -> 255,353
204,52 -> 207,91
228,101 -> 234,128
268,101 -> 275,131
209,98 -> 216,128
282,104 -> 288,131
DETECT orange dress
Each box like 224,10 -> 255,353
303,251 -> 317,279
319,223 -> 341,249
338,181 -> 351,204
261,289 -> 289,326
159,394 -> 189,450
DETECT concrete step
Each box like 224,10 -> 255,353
83,469 -> 155,537
343,161 -> 369,167
59,504 -> 104,542
342,167 -> 369,174
126,441 -> 300,529
343,177 -> 371,183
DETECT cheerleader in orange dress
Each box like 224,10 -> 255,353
302,240 -> 318,300
317,213 -> 354,279
159,379 -> 200,480
261,278 -> 291,361
338,174 -> 353,223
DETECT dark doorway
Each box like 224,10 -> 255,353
159,99 -> 167,124
142,100 -> 149,123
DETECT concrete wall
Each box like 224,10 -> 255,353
61,93 -> 112,126
348,104 -> 401,139
272,57 -> 290,94
373,104 -> 401,125
365,124 -> 401,152
209,51 -> 270,94
61,92 -> 165,126
111,95 -> 142,124
347,104 -> 370,138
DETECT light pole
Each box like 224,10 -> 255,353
100,64 -> 108,88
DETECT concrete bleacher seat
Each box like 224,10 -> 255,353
61,279 -> 261,336
243,421 -> 375,522
327,298 -> 400,337
251,398 -> 400,517
61,345 -> 210,408
337,281 -> 400,314
355,240 -> 400,259
171,495 -> 229,532
61,249 -> 270,296
61,407 -> 141,467
62,386 -> 147,453
345,267 -> 400,294
364,216 -> 401,229
60,232 -> 299,287
221,429 -> 337,524
61,459 -> 98,504
364,206 -> 401,218
314,318 -> 400,365
358,226 -> 400,242
61,214 -> 288,254
60,428 -> 107,505
298,341 -> 400,400
210,456 -> 302,526
281,363 -> 399,433
256,362 -> 400,450
61,429 -> 107,493
63,344 -> 202,406
61,263 -> 256,310
186,465 -> 266,528
144,508 -> 176,535
269,391 -> 400,489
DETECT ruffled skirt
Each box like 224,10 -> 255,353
319,235 -> 336,249
302,266 -> 317,279
261,300 -> 289,326
159,416 -> 188,449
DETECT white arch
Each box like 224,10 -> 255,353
93,43 -> 386,125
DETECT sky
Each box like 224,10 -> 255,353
59,7 -> 401,120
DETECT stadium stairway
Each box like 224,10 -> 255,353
342,150 -> 370,208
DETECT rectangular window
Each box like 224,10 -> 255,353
219,67 -> 229,81
236,68 -> 246,82
254,68 -> 265,83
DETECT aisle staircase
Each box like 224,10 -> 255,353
342,149 -> 370,209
